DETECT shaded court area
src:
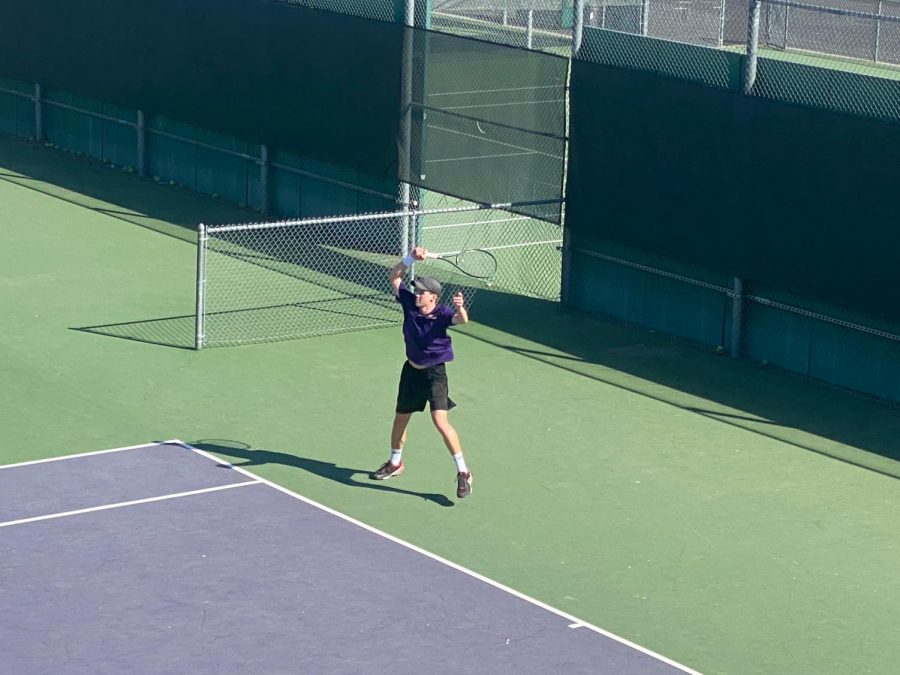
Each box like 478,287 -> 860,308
0,442 -> 694,674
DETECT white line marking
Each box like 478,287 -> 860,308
429,85 -> 561,97
569,622 -> 586,629
178,441 -> 700,674
426,124 -> 564,160
0,440 -> 180,470
0,481 -> 259,529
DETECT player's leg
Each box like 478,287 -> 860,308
373,363 -> 425,480
427,364 -> 472,498
430,410 -> 472,498
373,412 -> 411,480
391,412 -> 412,453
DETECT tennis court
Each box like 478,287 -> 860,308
1,441 -> 689,674
3,135 -> 900,674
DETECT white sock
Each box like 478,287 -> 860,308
452,453 -> 468,474
390,449 -> 402,466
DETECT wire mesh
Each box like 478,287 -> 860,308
571,242 -> 900,402
275,0 -> 400,22
751,0 -> 900,120
576,1 -> 745,89
582,0 -> 737,48
429,1 -> 576,54
197,201 -> 563,347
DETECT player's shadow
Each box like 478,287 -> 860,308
190,440 -> 454,507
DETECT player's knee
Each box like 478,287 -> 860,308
430,412 -> 452,432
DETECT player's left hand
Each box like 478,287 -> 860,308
452,292 -> 464,308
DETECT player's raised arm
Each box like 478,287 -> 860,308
389,246 -> 427,296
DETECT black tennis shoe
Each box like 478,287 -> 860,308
372,460 -> 404,480
456,471 -> 473,498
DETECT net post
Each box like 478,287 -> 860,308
195,223 -> 207,350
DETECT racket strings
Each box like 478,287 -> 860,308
455,249 -> 497,278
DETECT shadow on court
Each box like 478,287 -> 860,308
190,440 -> 454,507
465,290 -> 900,478
71,315 -> 197,350
0,135 -> 253,243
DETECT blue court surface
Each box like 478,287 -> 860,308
0,442 -> 698,674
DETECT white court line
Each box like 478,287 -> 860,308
0,481 -> 259,529
180,441 -> 701,675
0,439 -> 182,470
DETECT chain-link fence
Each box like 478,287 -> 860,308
276,0 -> 400,22
749,0 -> 900,120
196,201 -> 563,347
429,1 -> 576,53
569,242 -> 900,401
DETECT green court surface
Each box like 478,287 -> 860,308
2,135 -> 900,674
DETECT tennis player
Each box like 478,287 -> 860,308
372,246 -> 473,499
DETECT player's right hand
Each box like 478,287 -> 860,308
411,246 -> 427,261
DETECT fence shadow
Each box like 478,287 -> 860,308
71,315 -> 196,350
465,289 -> 900,477
0,134 -> 254,243
190,439 -> 454,507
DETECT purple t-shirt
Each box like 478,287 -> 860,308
396,287 -> 455,367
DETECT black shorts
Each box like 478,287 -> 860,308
395,361 -> 457,414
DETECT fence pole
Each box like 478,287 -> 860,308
718,0 -> 726,47
527,9 -> 534,49
136,110 -> 147,178
195,223 -> 207,350
742,0 -> 762,95
34,83 -> 43,143
641,0 -> 651,36
398,0 -> 415,257
730,277 -> 744,358
260,144 -> 270,216
874,0 -> 883,62
574,0 -> 585,55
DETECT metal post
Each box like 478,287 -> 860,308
874,0 -> 883,63
574,0 -> 585,55
718,0 -> 726,47
503,9 -> 508,26
399,0 -> 415,258
34,83 -> 43,143
730,277 -> 743,358
641,0 -> 651,36
260,144 -> 270,216
742,0 -> 762,95
194,223 -> 207,350
784,4 -> 791,50
527,9 -> 534,49
136,110 -> 147,178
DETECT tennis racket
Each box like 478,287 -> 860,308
426,249 -> 498,279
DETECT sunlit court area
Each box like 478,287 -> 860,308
2,1 -> 900,674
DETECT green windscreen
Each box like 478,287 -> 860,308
402,27 -> 569,223
567,55 -> 900,322
0,0 -> 404,181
